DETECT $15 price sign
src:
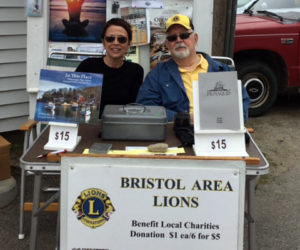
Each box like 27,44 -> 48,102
209,137 -> 230,152
50,127 -> 76,147
55,131 -> 70,141
45,122 -> 80,151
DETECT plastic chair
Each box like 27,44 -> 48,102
156,51 -> 235,70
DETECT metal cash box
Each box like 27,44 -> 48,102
101,104 -> 167,141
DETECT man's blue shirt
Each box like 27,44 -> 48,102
136,53 -> 250,122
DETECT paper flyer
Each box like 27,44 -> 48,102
121,7 -> 150,46
148,0 -> 193,69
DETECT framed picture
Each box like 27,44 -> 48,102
27,0 -> 42,17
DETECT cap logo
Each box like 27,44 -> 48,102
173,16 -> 179,21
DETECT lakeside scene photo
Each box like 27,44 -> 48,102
34,69 -> 103,125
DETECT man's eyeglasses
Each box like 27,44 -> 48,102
104,36 -> 128,44
166,32 -> 193,42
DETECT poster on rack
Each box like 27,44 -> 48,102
34,69 -> 103,125
48,43 -> 79,59
49,0 -> 106,42
121,7 -> 150,46
132,0 -> 164,8
149,0 -> 193,69
48,43 -> 104,60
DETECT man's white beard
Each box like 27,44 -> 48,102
172,42 -> 190,59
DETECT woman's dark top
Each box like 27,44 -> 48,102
76,57 -> 144,118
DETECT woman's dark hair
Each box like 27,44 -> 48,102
101,18 -> 132,42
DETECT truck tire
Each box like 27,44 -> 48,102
237,61 -> 278,117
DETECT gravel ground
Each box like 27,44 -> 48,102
246,93 -> 300,250
0,93 -> 299,250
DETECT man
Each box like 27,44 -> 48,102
136,14 -> 250,122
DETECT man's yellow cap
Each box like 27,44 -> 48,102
165,14 -> 194,31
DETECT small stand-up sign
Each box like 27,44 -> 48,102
193,71 -> 248,157
44,122 -> 81,151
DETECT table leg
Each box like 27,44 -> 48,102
18,168 -> 26,239
29,173 -> 42,250
247,175 -> 258,250
19,130 -> 31,240
55,199 -> 60,250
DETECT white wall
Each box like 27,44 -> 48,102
0,0 -> 29,132
26,0 -> 49,118
193,0 -> 213,54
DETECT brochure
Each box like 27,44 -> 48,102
197,71 -> 241,130
34,69 -> 103,125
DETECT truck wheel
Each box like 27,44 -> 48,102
237,61 -> 278,117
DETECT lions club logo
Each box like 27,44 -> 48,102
173,16 -> 179,21
72,188 -> 115,229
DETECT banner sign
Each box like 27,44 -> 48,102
60,157 -> 245,250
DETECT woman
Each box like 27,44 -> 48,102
76,18 -> 144,118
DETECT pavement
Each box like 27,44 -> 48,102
255,166 -> 300,249
247,94 -> 300,250
0,130 -> 58,249
0,94 -> 299,250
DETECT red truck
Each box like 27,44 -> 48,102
234,0 -> 300,116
